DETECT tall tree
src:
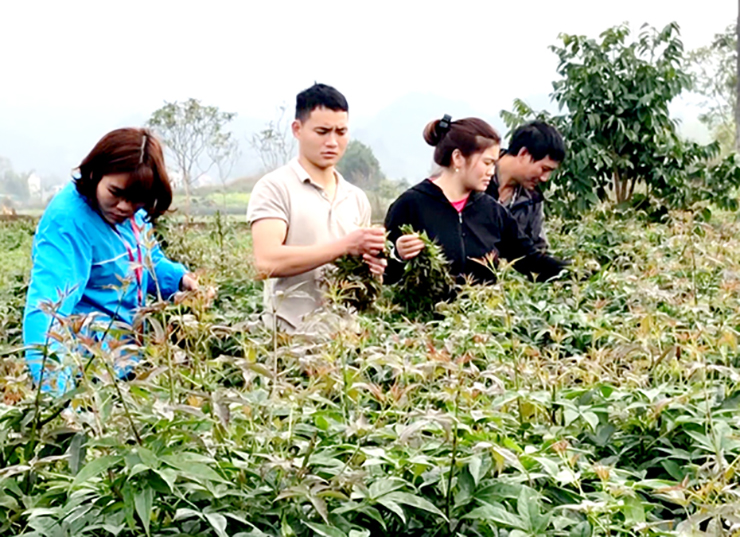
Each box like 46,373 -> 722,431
147,99 -> 236,212
336,140 -> 383,190
687,23 -> 737,152
0,157 -> 29,202
208,134 -> 241,208
249,105 -> 296,173
502,22 -> 740,215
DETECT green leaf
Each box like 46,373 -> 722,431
517,488 -> 534,530
308,494 -> 330,524
134,487 -> 153,536
476,482 -> 526,504
569,520 -> 592,537
367,477 -> 405,499
564,408 -> 579,426
174,508 -> 202,521
122,482 -> 137,530
72,455 -> 121,487
376,498 -> 406,523
153,468 -> 178,492
582,411 -> 599,431
383,491 -> 447,520
556,468 -> 579,485
136,447 -> 159,469
535,456 -> 559,478
469,455 -> 483,486
303,522 -> 347,537
517,487 -> 550,534
661,460 -> 686,481
68,433 -> 86,475
622,495 -> 645,525
160,455 -> 227,484
463,504 -> 526,529
205,513 -> 229,537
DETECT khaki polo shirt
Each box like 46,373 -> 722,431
247,158 -> 372,330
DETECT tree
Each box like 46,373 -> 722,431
147,99 -> 236,212
249,105 -> 296,173
687,23 -> 737,151
208,134 -> 241,207
0,157 -> 29,202
336,140 -> 383,190
502,22 -> 740,216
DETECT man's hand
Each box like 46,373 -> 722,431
396,234 -> 425,261
363,253 -> 387,276
344,227 -> 386,257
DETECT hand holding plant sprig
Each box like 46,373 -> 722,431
394,224 -> 456,319
341,225 -> 387,276
396,229 -> 426,261
325,225 -> 389,312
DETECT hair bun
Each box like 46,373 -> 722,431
423,114 -> 452,146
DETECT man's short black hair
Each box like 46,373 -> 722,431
295,83 -> 349,121
508,121 -> 565,163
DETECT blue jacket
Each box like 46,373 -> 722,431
23,182 -> 187,393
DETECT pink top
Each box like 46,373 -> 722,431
451,195 -> 469,213
429,178 -> 469,213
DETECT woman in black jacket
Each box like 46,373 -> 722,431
384,115 -> 567,285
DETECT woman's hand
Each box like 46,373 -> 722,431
179,273 -> 217,302
180,273 -> 199,291
396,234 -> 425,261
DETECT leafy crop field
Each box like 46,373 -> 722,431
2,209 -> 740,536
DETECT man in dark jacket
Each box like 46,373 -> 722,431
385,179 -> 567,285
485,121 -> 565,252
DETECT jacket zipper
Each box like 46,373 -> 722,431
458,210 -> 466,273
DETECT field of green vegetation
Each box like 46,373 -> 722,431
2,207 -> 740,536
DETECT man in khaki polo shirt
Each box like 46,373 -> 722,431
247,83 -> 386,331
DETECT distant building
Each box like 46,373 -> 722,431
194,173 -> 217,187
27,173 -> 42,200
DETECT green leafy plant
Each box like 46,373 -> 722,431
4,206 -> 740,535
392,224 -> 455,321
501,22 -> 740,217
324,254 -> 383,312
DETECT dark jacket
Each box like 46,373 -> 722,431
384,179 -> 567,285
486,171 -> 548,252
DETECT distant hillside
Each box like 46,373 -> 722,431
351,92 -> 559,181
0,92 -> 712,189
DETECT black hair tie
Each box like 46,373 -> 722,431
438,114 -> 452,135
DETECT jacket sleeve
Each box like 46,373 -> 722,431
23,217 -> 92,394
141,220 -> 188,300
496,207 -> 567,282
383,194 -> 417,285
530,202 -> 549,252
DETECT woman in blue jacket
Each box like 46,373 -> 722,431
23,127 -> 199,394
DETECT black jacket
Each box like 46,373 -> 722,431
486,170 -> 548,252
384,179 -> 566,285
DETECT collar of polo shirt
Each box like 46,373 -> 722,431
289,158 -> 348,197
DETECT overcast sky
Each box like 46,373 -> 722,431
0,1 -> 735,177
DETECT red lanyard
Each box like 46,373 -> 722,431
121,216 -> 144,307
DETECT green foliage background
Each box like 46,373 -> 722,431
501,23 -> 740,217
4,205 -> 740,535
